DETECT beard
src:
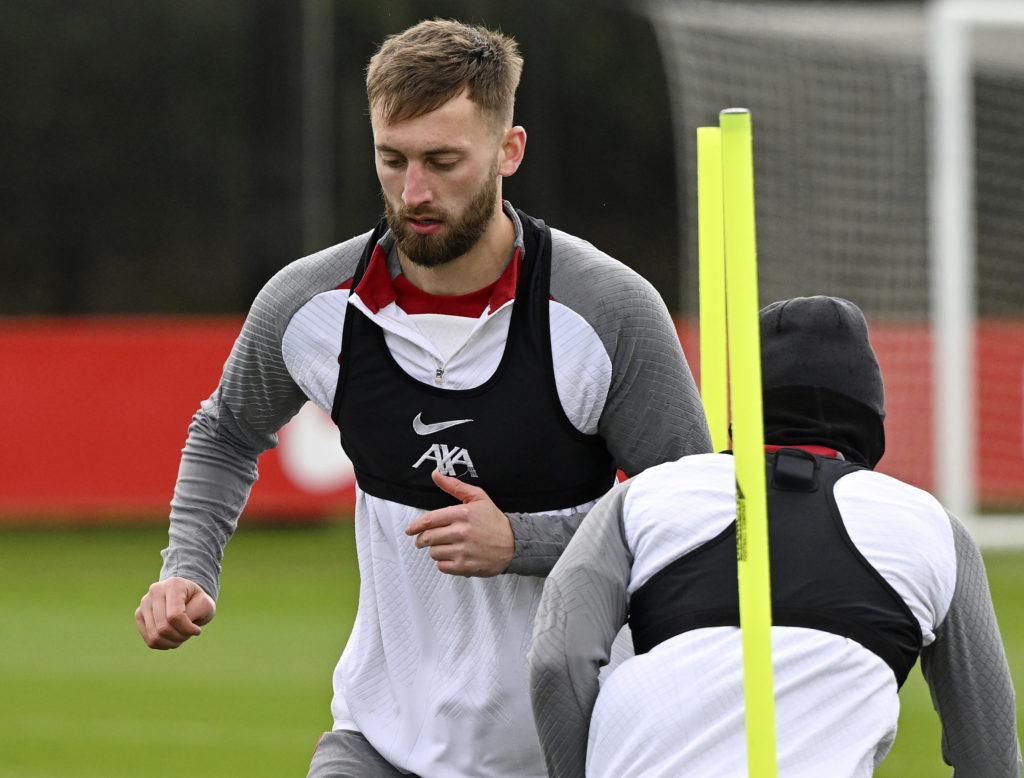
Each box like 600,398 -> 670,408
383,167 -> 499,269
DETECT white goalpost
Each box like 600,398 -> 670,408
645,0 -> 1024,547
929,0 -> 1024,546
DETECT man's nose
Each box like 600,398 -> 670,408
402,163 -> 433,208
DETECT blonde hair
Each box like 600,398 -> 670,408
366,19 -> 523,129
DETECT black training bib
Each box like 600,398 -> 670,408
331,210 -> 616,513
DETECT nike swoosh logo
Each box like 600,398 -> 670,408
413,413 -> 474,436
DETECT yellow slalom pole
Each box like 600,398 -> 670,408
719,107 -> 777,777
696,126 -> 730,453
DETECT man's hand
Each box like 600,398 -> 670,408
404,470 -> 515,577
135,577 -> 216,650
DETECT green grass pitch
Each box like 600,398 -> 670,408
1,523 -> 1021,776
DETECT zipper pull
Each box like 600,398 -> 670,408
434,366 -> 444,386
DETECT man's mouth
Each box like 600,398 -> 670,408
408,216 -> 443,234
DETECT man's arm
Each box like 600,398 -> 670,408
504,509 -> 587,576
157,400 -> 269,600
920,512 -> 1022,776
528,479 -> 634,778
157,272 -> 311,597
547,230 -> 711,476
135,335 -> 305,647
135,246 -> 355,647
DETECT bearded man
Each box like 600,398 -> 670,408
135,19 -> 712,778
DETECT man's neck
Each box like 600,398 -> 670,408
398,204 -> 514,296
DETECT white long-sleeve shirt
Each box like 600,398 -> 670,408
158,203 -> 711,777
530,451 -> 1021,778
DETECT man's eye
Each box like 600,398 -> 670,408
431,159 -> 457,171
381,157 -> 405,169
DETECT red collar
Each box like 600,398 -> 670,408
764,444 -> 840,458
351,245 -> 522,317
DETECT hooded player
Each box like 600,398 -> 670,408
529,295 -> 1021,777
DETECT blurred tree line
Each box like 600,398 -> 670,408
0,0 -> 682,315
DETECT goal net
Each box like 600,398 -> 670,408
644,0 -> 1024,544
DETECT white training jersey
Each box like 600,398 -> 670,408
594,454 -> 953,777
158,203 -> 712,777
530,452 -> 1021,778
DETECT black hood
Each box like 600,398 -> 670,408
759,296 -> 886,467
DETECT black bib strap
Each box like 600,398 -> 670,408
628,450 -> 923,687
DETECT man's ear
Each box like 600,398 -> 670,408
498,125 -> 527,177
